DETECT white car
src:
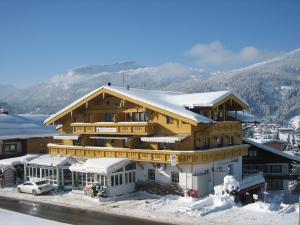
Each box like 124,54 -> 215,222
17,180 -> 53,195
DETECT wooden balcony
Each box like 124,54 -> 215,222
71,122 -> 156,135
47,143 -> 249,165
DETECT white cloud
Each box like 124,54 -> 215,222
187,40 -> 280,67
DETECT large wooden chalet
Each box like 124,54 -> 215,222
42,85 -> 257,197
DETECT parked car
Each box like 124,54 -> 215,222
17,180 -> 53,195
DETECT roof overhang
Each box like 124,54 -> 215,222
140,135 -> 188,143
69,158 -> 131,174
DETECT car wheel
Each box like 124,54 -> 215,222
17,188 -> 21,193
32,190 -> 37,196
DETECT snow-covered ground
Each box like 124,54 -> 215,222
0,208 -> 68,225
0,188 -> 297,225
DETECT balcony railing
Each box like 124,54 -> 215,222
47,143 -> 249,165
71,122 -> 156,135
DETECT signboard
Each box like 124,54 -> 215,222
170,155 -> 177,166
96,127 -> 117,133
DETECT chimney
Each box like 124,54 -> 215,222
0,108 -> 8,115
107,82 -> 111,86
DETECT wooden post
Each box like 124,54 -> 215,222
71,171 -> 74,189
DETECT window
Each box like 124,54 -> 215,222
264,165 -> 282,173
105,113 -> 115,122
203,137 -> 210,148
4,144 -> 17,153
125,162 -> 136,171
95,139 -> 106,147
73,138 -> 81,146
171,171 -> 179,183
132,172 -> 136,182
125,173 -> 128,184
129,172 -> 132,183
155,163 -> 165,170
228,136 -> 234,146
132,112 -> 149,122
216,137 -> 223,147
111,176 -> 115,186
158,143 -> 175,150
249,149 -> 257,157
115,175 -> 119,186
166,116 -> 174,124
228,164 -> 233,175
148,169 -> 155,180
268,180 -> 283,190
119,174 -> 123,185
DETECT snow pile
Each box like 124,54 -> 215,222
244,202 -> 299,214
223,175 -> 240,194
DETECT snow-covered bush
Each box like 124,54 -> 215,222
223,175 -> 240,195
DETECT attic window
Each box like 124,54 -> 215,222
166,116 -> 174,124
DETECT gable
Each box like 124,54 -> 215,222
45,86 -> 215,126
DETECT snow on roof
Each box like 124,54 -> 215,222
69,158 -> 131,174
27,154 -> 78,167
228,111 -> 260,123
45,86 -> 248,125
53,134 -> 79,140
0,114 -> 58,140
243,138 -> 300,162
0,154 -> 40,172
140,135 -> 188,143
248,138 -> 284,144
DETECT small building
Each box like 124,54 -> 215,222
24,154 -> 78,190
0,154 -> 40,187
0,112 -> 60,159
243,138 -> 300,192
70,158 -> 136,197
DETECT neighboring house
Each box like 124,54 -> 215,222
0,154 -> 40,187
0,111 -> 60,159
243,138 -> 300,192
43,85 -> 262,197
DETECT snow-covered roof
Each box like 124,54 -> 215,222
69,158 -> 131,174
45,86 -> 248,125
248,138 -> 284,144
53,134 -> 79,140
0,114 -> 58,140
228,111 -> 260,123
140,135 -> 188,143
243,138 -> 300,162
27,154 -> 78,167
0,154 -> 40,172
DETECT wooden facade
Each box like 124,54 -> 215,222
45,86 -> 248,164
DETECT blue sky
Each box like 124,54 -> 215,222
0,0 -> 300,85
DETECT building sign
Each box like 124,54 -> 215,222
170,155 -> 177,166
96,127 -> 117,133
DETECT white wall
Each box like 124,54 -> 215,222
136,157 -> 242,195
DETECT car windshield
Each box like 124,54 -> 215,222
35,181 -> 47,185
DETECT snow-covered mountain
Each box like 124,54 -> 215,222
1,49 -> 300,121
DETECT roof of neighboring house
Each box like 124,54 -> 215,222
0,114 -> 58,140
69,158 -> 131,174
27,154 -> 78,167
228,111 -> 260,123
45,86 -> 248,125
243,138 -> 300,162
0,154 -> 40,172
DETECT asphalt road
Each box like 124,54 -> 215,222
0,196 -> 173,225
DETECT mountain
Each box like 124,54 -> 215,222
0,50 -> 299,122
